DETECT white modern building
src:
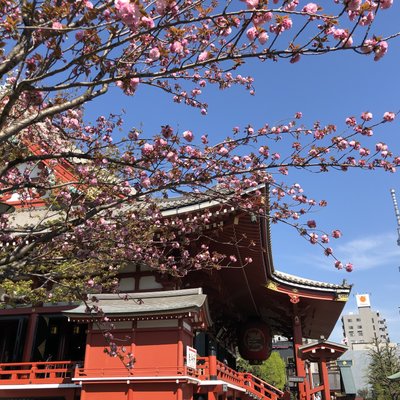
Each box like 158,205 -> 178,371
341,294 -> 389,346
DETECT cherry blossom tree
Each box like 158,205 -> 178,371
0,0 -> 399,303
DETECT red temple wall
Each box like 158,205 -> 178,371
81,382 -> 189,400
84,319 -> 194,373
0,387 -> 78,399
84,329 -> 135,370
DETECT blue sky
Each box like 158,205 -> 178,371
86,2 -> 400,343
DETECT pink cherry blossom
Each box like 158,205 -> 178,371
282,17 -> 293,30
75,30 -> 84,41
295,112 -> 303,119
383,112 -> 396,121
115,0 -> 140,28
155,0 -> 167,14
170,41 -> 184,54
285,0 -> 299,10
307,220 -> 316,228
52,21 -> 63,30
309,233 -> 318,244
183,130 -> 194,142
335,261 -> 343,270
302,3 -> 318,14
380,0 -> 393,9
345,262 -> 353,272
141,16 -> 155,28
149,47 -> 161,60
374,41 -> 388,61
258,31 -> 269,45
198,51 -> 210,62
87,279 -> 95,287
346,0 -> 361,11
272,153 -> 280,160
141,143 -> 154,155
332,230 -> 342,239
361,111 -> 373,121
246,27 -> 258,41
243,0 -> 259,9
218,147 -> 229,156
332,28 -> 350,42
321,234 -> 329,243
258,146 -> 269,155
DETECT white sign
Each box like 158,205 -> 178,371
356,294 -> 370,308
186,346 -> 197,370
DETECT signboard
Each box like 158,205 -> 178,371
186,346 -> 197,370
337,360 -> 353,367
288,376 -> 305,383
356,294 -> 370,308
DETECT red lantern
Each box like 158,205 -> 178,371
238,320 -> 272,363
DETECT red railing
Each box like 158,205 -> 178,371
0,358 -> 283,400
0,361 -> 77,384
195,357 -> 283,400
242,372 -> 284,400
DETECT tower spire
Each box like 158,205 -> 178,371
390,189 -> 400,246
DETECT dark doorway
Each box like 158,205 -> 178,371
0,317 -> 28,362
32,315 -> 86,362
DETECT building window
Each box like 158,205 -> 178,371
349,331 -> 354,337
349,326 -> 354,330
356,318 -> 361,322
357,325 -> 362,329
348,319 -> 353,323
357,331 -> 363,336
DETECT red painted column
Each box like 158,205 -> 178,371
83,325 -> 92,368
128,385 -> 134,400
307,362 -> 314,395
318,359 -> 331,400
178,322 -> 184,373
22,311 -> 38,361
177,387 -> 183,400
209,343 -> 217,380
208,391 -> 218,400
80,386 -> 87,400
292,311 -> 309,400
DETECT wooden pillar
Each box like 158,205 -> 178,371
306,362 -> 314,396
80,386 -> 87,400
209,343 -> 217,380
208,391 -> 218,400
318,359 -> 331,400
83,325 -> 92,368
178,322 -> 184,371
177,387 -> 183,400
128,385 -> 134,400
291,293 -> 310,400
22,311 -> 38,361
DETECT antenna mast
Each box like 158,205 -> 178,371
390,189 -> 400,246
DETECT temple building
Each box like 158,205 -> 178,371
0,178 -> 352,399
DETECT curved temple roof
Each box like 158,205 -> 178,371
64,288 -> 212,328
158,186 -> 351,339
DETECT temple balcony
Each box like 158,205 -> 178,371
0,357 -> 283,400
72,357 -> 283,400
0,361 -> 78,385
